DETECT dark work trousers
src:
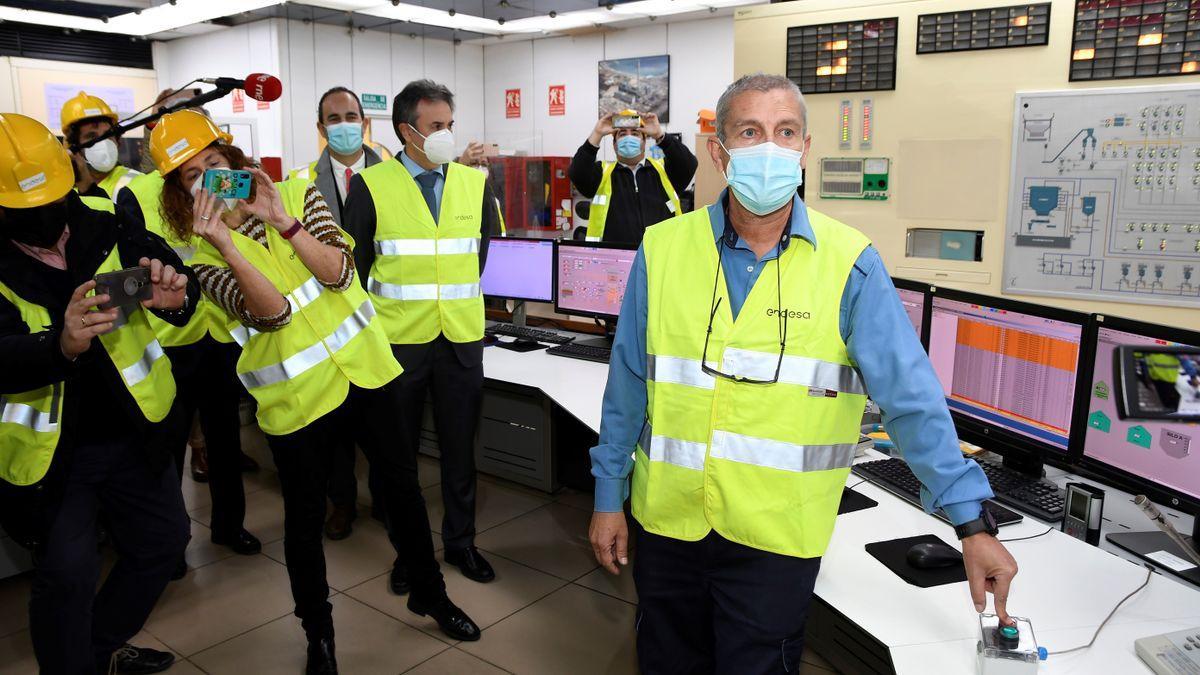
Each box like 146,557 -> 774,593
633,521 -> 823,675
29,437 -> 190,673
392,336 -> 484,552
325,436 -> 383,514
164,336 -> 247,537
265,383 -> 445,640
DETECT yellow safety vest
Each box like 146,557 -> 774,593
124,171 -> 238,348
633,207 -> 870,558
287,160 -> 319,182
80,195 -> 115,213
98,165 -> 140,202
359,160 -> 485,344
1145,353 -> 1181,383
189,192 -> 401,436
586,158 -> 680,242
0,246 -> 176,486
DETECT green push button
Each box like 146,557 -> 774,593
1000,626 -> 1018,638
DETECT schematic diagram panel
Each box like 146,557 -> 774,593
1003,84 -> 1200,308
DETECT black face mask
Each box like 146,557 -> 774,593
5,200 -> 69,249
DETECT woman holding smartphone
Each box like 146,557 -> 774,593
148,111 -> 479,673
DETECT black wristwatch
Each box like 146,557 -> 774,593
954,508 -> 999,540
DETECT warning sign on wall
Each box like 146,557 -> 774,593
505,89 -> 521,119
231,89 -> 245,113
548,85 -> 565,116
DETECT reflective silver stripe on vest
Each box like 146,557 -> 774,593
647,354 -> 716,390
173,245 -> 196,262
288,276 -> 324,313
367,280 -> 480,301
0,383 -> 61,433
121,339 -> 166,388
229,324 -> 253,348
720,348 -> 865,395
709,430 -> 856,473
637,422 -> 707,471
238,301 -> 376,390
374,238 -> 480,256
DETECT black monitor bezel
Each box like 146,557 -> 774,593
481,236 -> 557,304
891,277 -> 932,351
552,239 -> 639,321
929,286 -> 1091,470
1075,313 -> 1200,514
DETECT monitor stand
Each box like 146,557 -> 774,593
1107,516 -> 1200,588
574,319 -> 615,349
998,446 -> 1046,480
496,300 -> 546,353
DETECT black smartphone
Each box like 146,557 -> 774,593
94,266 -> 152,310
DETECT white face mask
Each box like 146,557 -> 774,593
84,138 -> 119,174
411,127 -> 456,166
189,174 -> 238,211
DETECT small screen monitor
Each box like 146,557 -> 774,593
554,241 -> 638,320
928,290 -> 1086,457
480,237 -> 555,303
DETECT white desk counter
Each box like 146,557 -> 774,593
483,338 -> 607,432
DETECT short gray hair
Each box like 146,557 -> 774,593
393,79 -> 455,144
714,73 -> 807,142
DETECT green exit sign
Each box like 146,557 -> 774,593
361,93 -> 388,111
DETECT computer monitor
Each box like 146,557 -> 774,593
1081,314 -> 1200,584
480,237 -> 555,303
928,288 -> 1089,473
892,277 -> 931,349
553,240 -> 638,322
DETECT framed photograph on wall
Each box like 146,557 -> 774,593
598,55 -> 670,123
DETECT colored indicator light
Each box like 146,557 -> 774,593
1183,61 -> 1199,73
1010,15 -> 1028,27
824,39 -> 849,50
1137,33 -> 1162,47
1073,48 -> 1095,60
832,65 -> 847,75
816,65 -> 833,77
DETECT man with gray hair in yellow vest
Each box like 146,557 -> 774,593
588,74 -> 1020,673
343,79 -> 503,588
568,108 -> 697,245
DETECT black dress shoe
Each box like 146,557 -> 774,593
305,637 -> 338,675
170,559 -> 187,581
389,561 -> 410,595
324,504 -> 356,541
408,596 -> 480,642
445,547 -> 496,583
211,528 -> 262,555
111,644 -> 175,674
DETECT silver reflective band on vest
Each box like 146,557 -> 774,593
172,246 -> 196,262
368,279 -> 480,301
239,301 -> 376,390
709,430 -> 856,473
637,422 -> 707,471
229,324 -> 253,348
374,238 -> 480,256
121,339 -> 166,387
0,384 -> 61,433
720,348 -> 866,395
647,354 -> 716,390
288,276 -> 324,313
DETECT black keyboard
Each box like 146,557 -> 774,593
976,459 -> 1066,522
851,458 -> 1024,527
546,343 -> 611,364
486,323 -> 574,345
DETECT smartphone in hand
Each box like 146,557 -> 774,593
203,168 -> 255,200
94,266 -> 152,310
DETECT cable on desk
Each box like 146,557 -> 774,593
998,526 -> 1055,543
846,479 -> 868,491
1045,565 -> 1153,656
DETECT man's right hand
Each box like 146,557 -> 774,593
589,511 -> 629,575
588,113 -> 616,147
61,280 -> 118,360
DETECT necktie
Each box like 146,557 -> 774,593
344,167 -> 353,194
416,171 -> 439,224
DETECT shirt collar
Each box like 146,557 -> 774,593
400,150 -> 444,179
329,152 -> 366,175
707,189 -> 817,252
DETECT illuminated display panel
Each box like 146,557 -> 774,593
1070,0 -> 1200,81
786,18 -> 898,94
916,3 -> 1051,54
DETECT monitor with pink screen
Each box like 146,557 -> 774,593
554,242 -> 638,320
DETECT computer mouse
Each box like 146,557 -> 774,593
906,542 -> 964,569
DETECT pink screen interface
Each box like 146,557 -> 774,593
897,288 -> 924,337
557,246 -> 636,317
1083,327 -> 1199,501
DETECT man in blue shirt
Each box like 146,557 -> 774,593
588,73 -> 1019,673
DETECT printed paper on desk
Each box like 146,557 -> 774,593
1145,550 -> 1198,573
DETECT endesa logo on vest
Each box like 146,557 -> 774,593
766,307 -> 812,320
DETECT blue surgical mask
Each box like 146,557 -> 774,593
325,122 -> 364,155
616,135 -> 643,160
721,141 -> 804,216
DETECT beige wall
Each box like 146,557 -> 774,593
7,57 -> 159,138
733,0 -> 1199,331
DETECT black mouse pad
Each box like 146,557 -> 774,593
865,534 -> 967,588
837,487 -> 878,515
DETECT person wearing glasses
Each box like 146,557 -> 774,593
587,73 -> 1019,673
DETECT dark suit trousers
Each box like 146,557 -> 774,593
391,336 -> 484,552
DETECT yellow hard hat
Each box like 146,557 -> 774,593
149,110 -> 233,176
60,91 -> 119,136
0,113 -> 75,209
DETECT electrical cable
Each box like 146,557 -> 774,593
1045,565 -> 1153,656
999,526 -> 1055,543
846,479 -> 868,491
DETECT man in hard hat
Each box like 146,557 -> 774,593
0,113 -> 198,673
569,108 -> 697,245
60,91 -> 141,207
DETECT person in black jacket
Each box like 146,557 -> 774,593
568,110 -> 698,245
0,113 -> 198,674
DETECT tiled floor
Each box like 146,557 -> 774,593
0,431 -> 840,674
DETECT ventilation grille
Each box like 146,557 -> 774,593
822,159 -> 863,173
822,181 -> 863,195
0,21 -> 152,69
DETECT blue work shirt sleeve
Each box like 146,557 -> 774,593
841,247 -> 993,525
589,247 -> 648,512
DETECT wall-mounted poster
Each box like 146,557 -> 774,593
598,55 -> 669,123
506,88 -> 522,119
